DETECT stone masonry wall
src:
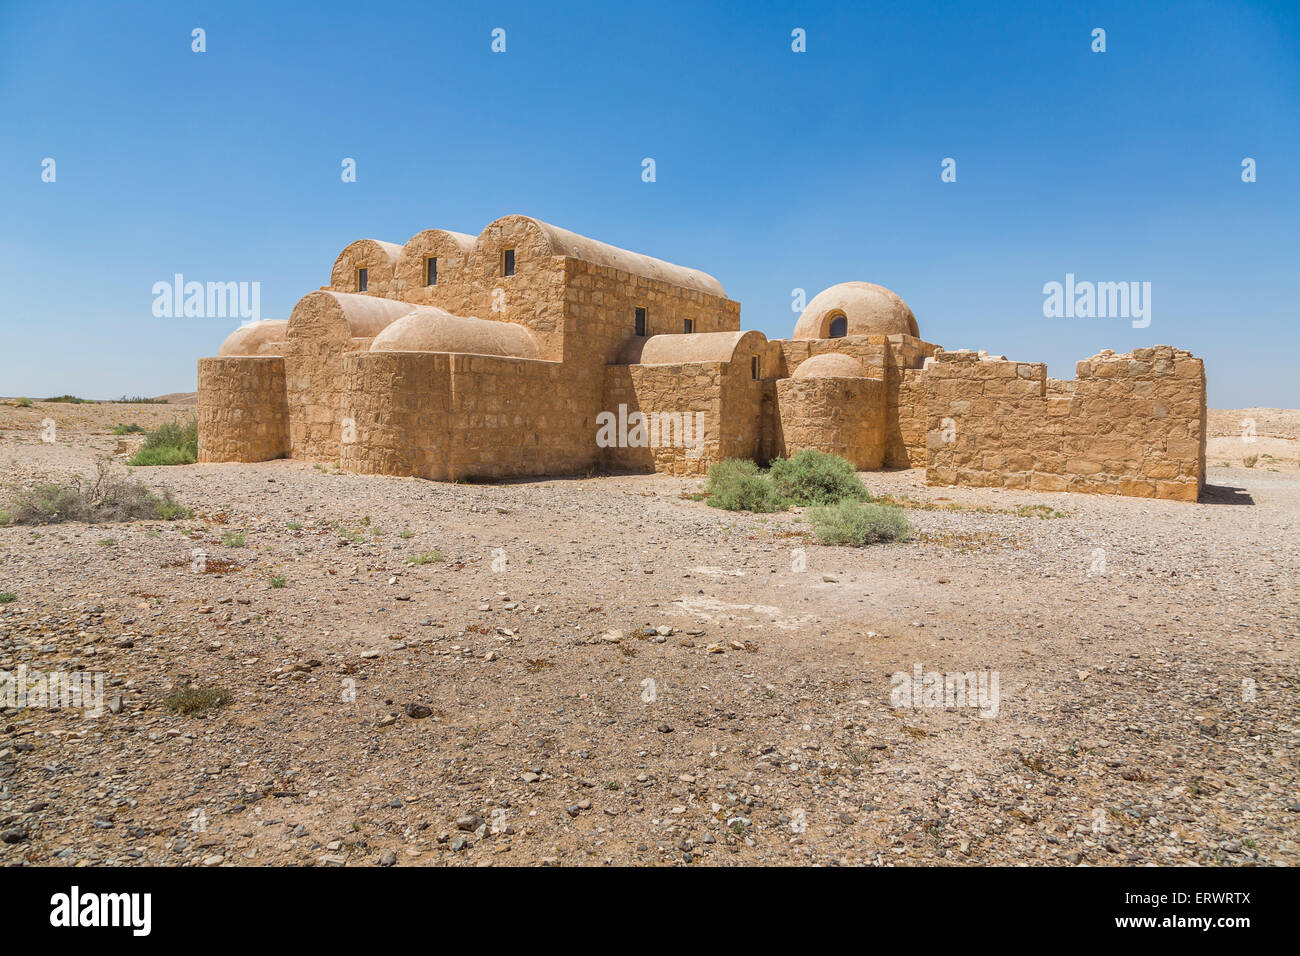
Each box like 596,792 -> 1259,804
924,346 -> 1206,501
339,351 -> 452,479
893,367 -> 928,467
775,376 -> 887,469
341,351 -> 595,481
601,363 -> 726,475
563,258 -> 740,367
768,334 -> 938,468
718,350 -> 765,465
197,356 -> 288,463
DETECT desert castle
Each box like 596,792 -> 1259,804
197,215 -> 1206,502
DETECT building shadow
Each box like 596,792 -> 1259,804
1199,483 -> 1255,506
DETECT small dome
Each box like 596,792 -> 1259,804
792,282 -> 918,339
217,319 -> 288,356
370,307 -> 539,358
792,353 -> 865,379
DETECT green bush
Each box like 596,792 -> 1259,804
112,423 -> 146,435
128,417 -> 197,466
768,449 -> 868,506
0,592 -> 15,604
808,500 -> 912,546
14,397 -> 32,408
705,459 -> 787,512
128,445 -> 195,466
43,395 -> 95,404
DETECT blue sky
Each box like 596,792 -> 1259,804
2,0 -> 1296,406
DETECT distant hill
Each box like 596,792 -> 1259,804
151,392 -> 198,405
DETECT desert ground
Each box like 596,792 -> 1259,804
0,398 -> 1295,866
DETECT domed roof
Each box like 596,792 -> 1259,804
217,319 -> 288,356
370,307 -> 540,359
792,353 -> 865,379
792,282 -> 918,339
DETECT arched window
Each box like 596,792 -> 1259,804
828,314 -> 847,338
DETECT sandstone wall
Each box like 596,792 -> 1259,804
924,347 -> 1206,501
341,351 -> 595,481
892,368 -> 928,467
563,258 -> 740,368
338,351 -> 452,479
771,333 -> 937,468
329,239 -> 402,297
774,336 -> 887,380
197,356 -> 288,463
443,353 -> 594,479
719,350 -> 765,465
775,376 -> 887,469
601,355 -> 763,476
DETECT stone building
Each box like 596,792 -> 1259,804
198,215 -> 1206,502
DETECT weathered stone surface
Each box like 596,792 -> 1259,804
923,347 -> 1206,500
196,220 -> 1207,502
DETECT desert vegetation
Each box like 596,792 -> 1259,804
704,450 -> 911,544
0,461 -> 190,525
128,417 -> 198,466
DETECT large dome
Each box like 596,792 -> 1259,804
792,282 -> 918,339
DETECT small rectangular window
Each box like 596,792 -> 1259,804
751,356 -> 760,380
683,318 -> 694,333
357,268 -> 368,292
426,257 -> 437,286
503,249 -> 515,276
635,307 -> 647,337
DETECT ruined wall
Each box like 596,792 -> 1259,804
197,356 -> 288,463
924,346 -> 1206,501
775,376 -> 887,469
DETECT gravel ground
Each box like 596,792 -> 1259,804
0,401 -> 1295,866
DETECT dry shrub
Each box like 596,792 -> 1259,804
3,461 -> 191,525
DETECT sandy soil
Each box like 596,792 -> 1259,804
1207,408 -> 1298,471
0,401 -> 1295,866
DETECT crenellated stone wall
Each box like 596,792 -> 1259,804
924,347 -> 1205,501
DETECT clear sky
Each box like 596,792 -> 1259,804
2,0 -> 1297,407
